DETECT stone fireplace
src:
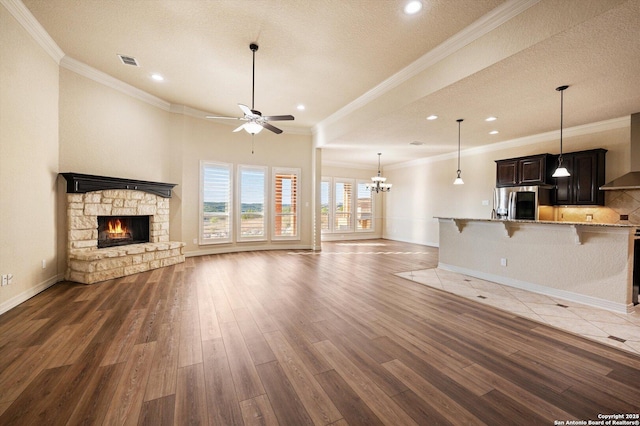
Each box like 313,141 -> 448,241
61,173 -> 185,284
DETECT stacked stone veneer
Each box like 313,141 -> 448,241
66,189 -> 185,284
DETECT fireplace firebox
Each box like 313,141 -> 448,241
97,215 -> 150,248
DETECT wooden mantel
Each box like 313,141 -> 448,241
60,172 -> 177,198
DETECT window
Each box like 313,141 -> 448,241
273,168 -> 300,239
356,181 -> 373,231
200,161 -> 233,244
334,180 -> 353,232
238,165 -> 267,241
322,177 -> 374,234
321,179 -> 331,232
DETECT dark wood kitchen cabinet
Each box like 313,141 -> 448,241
495,154 -> 555,187
554,148 -> 607,205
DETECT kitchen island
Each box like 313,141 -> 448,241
436,218 -> 637,313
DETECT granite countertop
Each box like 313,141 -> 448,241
435,217 -> 638,228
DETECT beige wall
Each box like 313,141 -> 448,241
384,121 -> 630,246
58,68 -> 177,183
0,6 -> 60,312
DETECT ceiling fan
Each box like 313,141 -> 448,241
206,43 -> 294,135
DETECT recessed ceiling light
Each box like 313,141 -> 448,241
297,104 -> 305,111
489,130 -> 499,135
410,141 -> 425,146
426,115 -> 438,120
151,73 -> 164,81
404,1 -> 422,15
485,116 -> 497,122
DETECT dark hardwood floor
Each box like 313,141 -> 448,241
1,239 -> 639,425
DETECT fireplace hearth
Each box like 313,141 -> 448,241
98,215 -> 150,248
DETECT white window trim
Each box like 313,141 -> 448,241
272,167 -> 300,241
237,165 -> 268,242
200,160 -> 233,245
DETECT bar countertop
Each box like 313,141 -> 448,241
435,217 -> 638,228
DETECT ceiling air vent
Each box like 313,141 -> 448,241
117,54 -> 139,67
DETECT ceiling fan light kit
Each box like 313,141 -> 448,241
206,43 -> 294,135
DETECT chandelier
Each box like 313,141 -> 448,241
366,153 -> 392,193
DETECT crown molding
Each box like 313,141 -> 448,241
60,56 -> 172,111
2,0 -> 64,63
314,0 -> 540,134
385,116 -> 629,171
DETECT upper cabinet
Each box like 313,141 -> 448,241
495,149 -> 607,205
495,154 -> 555,187
554,149 -> 607,205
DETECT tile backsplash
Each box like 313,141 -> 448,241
554,189 -> 640,224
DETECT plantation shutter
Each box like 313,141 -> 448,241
238,166 -> 267,240
273,168 -> 300,239
200,161 -> 232,244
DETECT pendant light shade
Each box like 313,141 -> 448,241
552,85 -> 570,178
552,166 -> 570,178
453,119 -> 464,185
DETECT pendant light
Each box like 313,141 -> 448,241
453,119 -> 464,185
366,153 -> 392,193
552,85 -> 570,178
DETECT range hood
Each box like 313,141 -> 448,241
601,112 -> 640,190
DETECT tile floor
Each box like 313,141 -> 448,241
395,268 -> 640,356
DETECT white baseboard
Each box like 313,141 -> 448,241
0,273 -> 63,316
438,263 -> 634,314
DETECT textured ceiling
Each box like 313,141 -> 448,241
20,0 -> 640,167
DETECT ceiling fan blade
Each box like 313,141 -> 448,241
238,104 -> 253,116
233,123 -> 247,133
261,122 -> 283,134
263,115 -> 295,121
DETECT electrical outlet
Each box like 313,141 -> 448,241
1,275 -> 7,286
193,238 -> 198,244
500,258 -> 507,267
42,259 -> 46,269
482,200 -> 489,206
